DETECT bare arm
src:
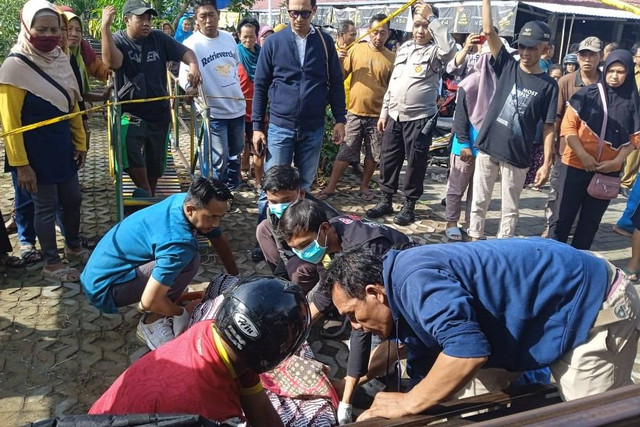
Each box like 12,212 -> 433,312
100,6 -> 123,70
358,353 -> 487,421
533,123 -> 555,186
482,0 -> 502,60
140,275 -> 184,317
241,390 -> 284,427
210,233 -> 239,276
180,49 -> 202,89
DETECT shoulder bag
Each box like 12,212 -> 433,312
586,82 -> 620,200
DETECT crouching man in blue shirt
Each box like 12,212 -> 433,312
81,177 -> 234,350
323,238 -> 640,421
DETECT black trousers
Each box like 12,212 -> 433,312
379,117 -> 432,200
549,164 -> 614,250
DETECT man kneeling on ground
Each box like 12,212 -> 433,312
81,177 -> 234,350
323,238 -> 640,421
90,276 -> 309,426
278,198 -> 412,423
256,165 -> 339,294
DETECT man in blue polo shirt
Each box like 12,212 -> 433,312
323,238 -> 640,421
81,178 -> 234,350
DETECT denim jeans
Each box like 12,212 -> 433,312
202,115 -> 245,183
11,171 -> 36,247
617,172 -> 640,233
30,175 -> 82,264
257,123 -> 325,223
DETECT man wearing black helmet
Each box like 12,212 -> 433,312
90,276 -> 309,426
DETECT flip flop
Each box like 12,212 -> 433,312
359,190 -> 375,201
317,190 -> 335,200
20,245 -> 43,264
1,255 -> 25,268
41,266 -> 80,283
445,226 -> 463,241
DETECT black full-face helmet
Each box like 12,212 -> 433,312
214,276 -> 310,373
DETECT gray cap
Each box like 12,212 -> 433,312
578,36 -> 603,53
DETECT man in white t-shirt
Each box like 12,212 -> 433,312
179,0 -> 245,186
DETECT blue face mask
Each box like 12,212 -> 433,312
269,202 -> 291,219
292,228 -> 327,264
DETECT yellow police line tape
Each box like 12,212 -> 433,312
0,0 -> 420,140
0,94 -> 247,139
346,0 -> 418,51
600,0 -> 640,15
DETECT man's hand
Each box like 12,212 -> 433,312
578,151 -> 599,172
253,130 -> 267,153
187,64 -> 202,89
74,150 -> 87,170
101,6 -> 116,29
17,165 -> 37,193
463,33 -> 481,51
533,163 -> 551,187
377,117 -> 387,134
460,148 -> 473,163
183,86 -> 198,104
595,158 -> 623,174
357,392 -> 412,422
333,123 -> 346,144
338,48 -> 348,61
415,2 -> 434,19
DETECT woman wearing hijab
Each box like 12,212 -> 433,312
175,16 -> 193,43
0,0 -> 88,282
64,11 -> 111,150
257,24 -> 273,46
550,50 -> 640,250
237,17 -> 264,187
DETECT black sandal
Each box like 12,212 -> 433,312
20,246 -> 43,264
1,254 -> 26,268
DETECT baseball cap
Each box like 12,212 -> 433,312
578,36 -> 603,53
514,21 -> 551,47
123,0 -> 157,17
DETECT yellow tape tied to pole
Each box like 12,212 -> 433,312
600,0 -> 640,16
346,0 -> 419,51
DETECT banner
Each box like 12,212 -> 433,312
435,1 -> 518,36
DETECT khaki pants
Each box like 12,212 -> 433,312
621,147 -> 640,189
455,266 -> 640,401
468,152 -> 528,239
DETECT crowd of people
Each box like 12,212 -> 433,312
2,0 -> 640,425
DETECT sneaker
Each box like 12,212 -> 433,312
366,194 -> 394,218
393,199 -> 416,226
137,315 -> 175,350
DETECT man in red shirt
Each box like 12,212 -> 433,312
90,277 -> 310,425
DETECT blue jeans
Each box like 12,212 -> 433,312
11,171 -> 36,246
257,123 -> 325,223
617,172 -> 640,233
202,115 -> 244,183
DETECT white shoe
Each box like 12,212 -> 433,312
136,315 -> 175,350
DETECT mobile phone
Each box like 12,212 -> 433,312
474,34 -> 487,44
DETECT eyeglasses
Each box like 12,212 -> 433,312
288,9 -> 313,19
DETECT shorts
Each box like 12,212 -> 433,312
124,115 -> 170,178
335,112 -> 382,163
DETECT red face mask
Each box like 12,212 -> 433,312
29,35 -> 61,52
21,12 -> 60,53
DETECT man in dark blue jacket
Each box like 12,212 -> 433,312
323,238 -> 640,421
251,0 -> 347,194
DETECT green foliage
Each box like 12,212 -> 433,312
317,108 -> 339,184
226,0 -> 254,17
0,0 -> 23,60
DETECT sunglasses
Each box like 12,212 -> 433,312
288,9 -> 313,19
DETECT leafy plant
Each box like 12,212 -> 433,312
317,107 -> 339,185
0,0 -> 23,60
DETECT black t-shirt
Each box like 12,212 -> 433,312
475,46 -> 558,168
114,30 -> 187,123
331,215 -> 410,256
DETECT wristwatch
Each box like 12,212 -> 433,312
137,301 -> 153,314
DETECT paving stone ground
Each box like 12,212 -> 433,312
1,114 -> 638,425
